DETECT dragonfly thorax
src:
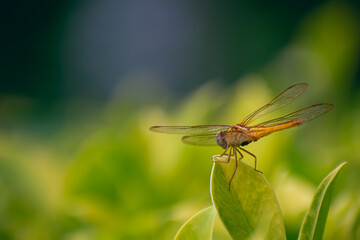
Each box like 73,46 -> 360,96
216,128 -> 253,148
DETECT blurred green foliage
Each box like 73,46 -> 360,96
299,162 -> 347,240
0,2 -> 360,240
175,206 -> 216,240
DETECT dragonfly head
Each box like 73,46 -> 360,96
215,130 -> 227,149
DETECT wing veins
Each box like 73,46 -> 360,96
149,125 -> 230,135
252,104 -> 334,127
241,83 -> 308,125
182,134 -> 218,146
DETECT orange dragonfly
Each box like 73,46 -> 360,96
150,83 -> 333,190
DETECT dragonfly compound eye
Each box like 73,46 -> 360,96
215,131 -> 227,149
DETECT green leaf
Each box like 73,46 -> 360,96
298,162 -> 347,240
211,156 -> 286,240
175,206 -> 217,240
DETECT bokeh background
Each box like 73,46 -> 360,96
1,1 -> 360,239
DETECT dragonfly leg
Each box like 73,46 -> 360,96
227,148 -> 244,190
213,146 -> 231,163
220,146 -> 230,156
238,147 -> 263,174
228,147 -> 240,190
235,148 -> 244,161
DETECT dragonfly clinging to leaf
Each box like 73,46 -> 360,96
150,83 -> 334,190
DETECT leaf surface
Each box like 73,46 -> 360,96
211,156 -> 286,240
175,206 -> 216,240
298,162 -> 347,240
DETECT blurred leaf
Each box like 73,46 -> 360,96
211,156 -> 286,240
298,162 -> 347,240
175,206 -> 216,240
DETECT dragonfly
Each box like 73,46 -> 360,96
150,83 -> 334,190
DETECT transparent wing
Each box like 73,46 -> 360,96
149,125 -> 230,135
241,83 -> 308,125
182,134 -> 218,146
252,104 -> 334,127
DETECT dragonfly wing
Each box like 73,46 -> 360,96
182,134 -> 218,146
149,125 -> 230,135
248,104 -> 334,139
241,83 -> 308,125
253,104 -> 334,127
